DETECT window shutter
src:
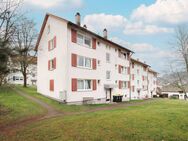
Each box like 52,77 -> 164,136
142,76 -> 144,81
48,41 -> 50,51
132,86 -> 135,92
118,50 -> 121,57
132,74 -> 134,80
54,58 -> 56,69
118,65 -> 121,74
92,59 -> 97,70
71,54 -> 77,67
71,29 -> 77,43
128,81 -> 130,88
127,53 -> 130,60
72,78 -> 77,91
127,67 -> 130,74
93,79 -> 97,90
92,38 -> 96,49
48,60 -> 50,70
119,81 -> 122,89
50,80 -> 54,91
54,36 -> 56,48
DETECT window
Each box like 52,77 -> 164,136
77,33 -> 91,48
77,56 -> 92,69
122,81 -> 128,89
137,80 -> 139,85
132,63 -> 134,68
77,80 -> 92,91
106,53 -> 110,63
106,71 -> 111,80
121,66 -> 127,74
84,36 -> 91,47
98,60 -> 101,66
77,33 -> 84,44
48,36 -> 56,51
49,58 -> 56,70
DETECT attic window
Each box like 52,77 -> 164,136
47,25 -> 50,34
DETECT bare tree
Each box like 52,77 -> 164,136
13,17 -> 37,87
0,0 -> 22,85
174,26 -> 188,73
163,26 -> 188,99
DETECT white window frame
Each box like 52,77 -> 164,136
106,53 -> 110,63
77,79 -> 92,91
49,39 -> 55,50
77,32 -> 92,48
106,71 -> 111,80
77,55 -> 92,69
121,66 -> 127,74
122,81 -> 127,89
49,59 -> 55,70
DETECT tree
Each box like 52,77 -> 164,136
13,17 -> 37,87
0,0 -> 22,85
174,26 -> 188,73
164,26 -> 188,99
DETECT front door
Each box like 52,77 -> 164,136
106,89 -> 111,101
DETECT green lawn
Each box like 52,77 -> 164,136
0,86 -> 45,127
16,85 -> 124,113
1,86 -> 188,141
3,99 -> 188,141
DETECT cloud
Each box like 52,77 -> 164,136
83,13 -> 127,32
25,0 -> 83,9
111,37 -> 176,71
124,21 -> 173,35
83,13 -> 173,35
131,0 -> 188,24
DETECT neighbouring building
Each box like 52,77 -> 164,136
161,84 -> 188,100
35,13 -> 158,104
130,59 -> 157,100
7,57 -> 37,86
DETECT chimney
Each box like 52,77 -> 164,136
103,28 -> 107,39
83,24 -> 87,29
75,12 -> 81,26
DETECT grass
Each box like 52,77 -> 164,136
0,85 -> 45,127
3,99 -> 188,141
16,85 -> 137,113
2,86 -> 188,141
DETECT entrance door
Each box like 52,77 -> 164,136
106,89 -> 111,101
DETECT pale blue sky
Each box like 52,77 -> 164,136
23,0 -> 188,74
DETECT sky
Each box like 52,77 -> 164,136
21,0 -> 188,74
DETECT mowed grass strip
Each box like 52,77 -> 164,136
16,85 -> 128,112
0,86 -> 45,127
4,99 -> 188,141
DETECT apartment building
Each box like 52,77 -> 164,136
130,59 -> 157,100
36,13 -> 134,104
7,56 -> 37,86
148,69 -> 157,97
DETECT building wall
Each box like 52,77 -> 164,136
148,71 -> 157,97
162,91 -> 186,100
130,62 -> 148,99
37,15 -> 158,104
37,17 -> 68,101
66,26 -> 130,103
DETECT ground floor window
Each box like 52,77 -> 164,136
77,79 -> 92,91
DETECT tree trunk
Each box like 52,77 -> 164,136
23,69 -> 27,87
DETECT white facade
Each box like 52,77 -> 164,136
161,91 -> 187,100
130,59 -> 157,100
36,13 -> 158,104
